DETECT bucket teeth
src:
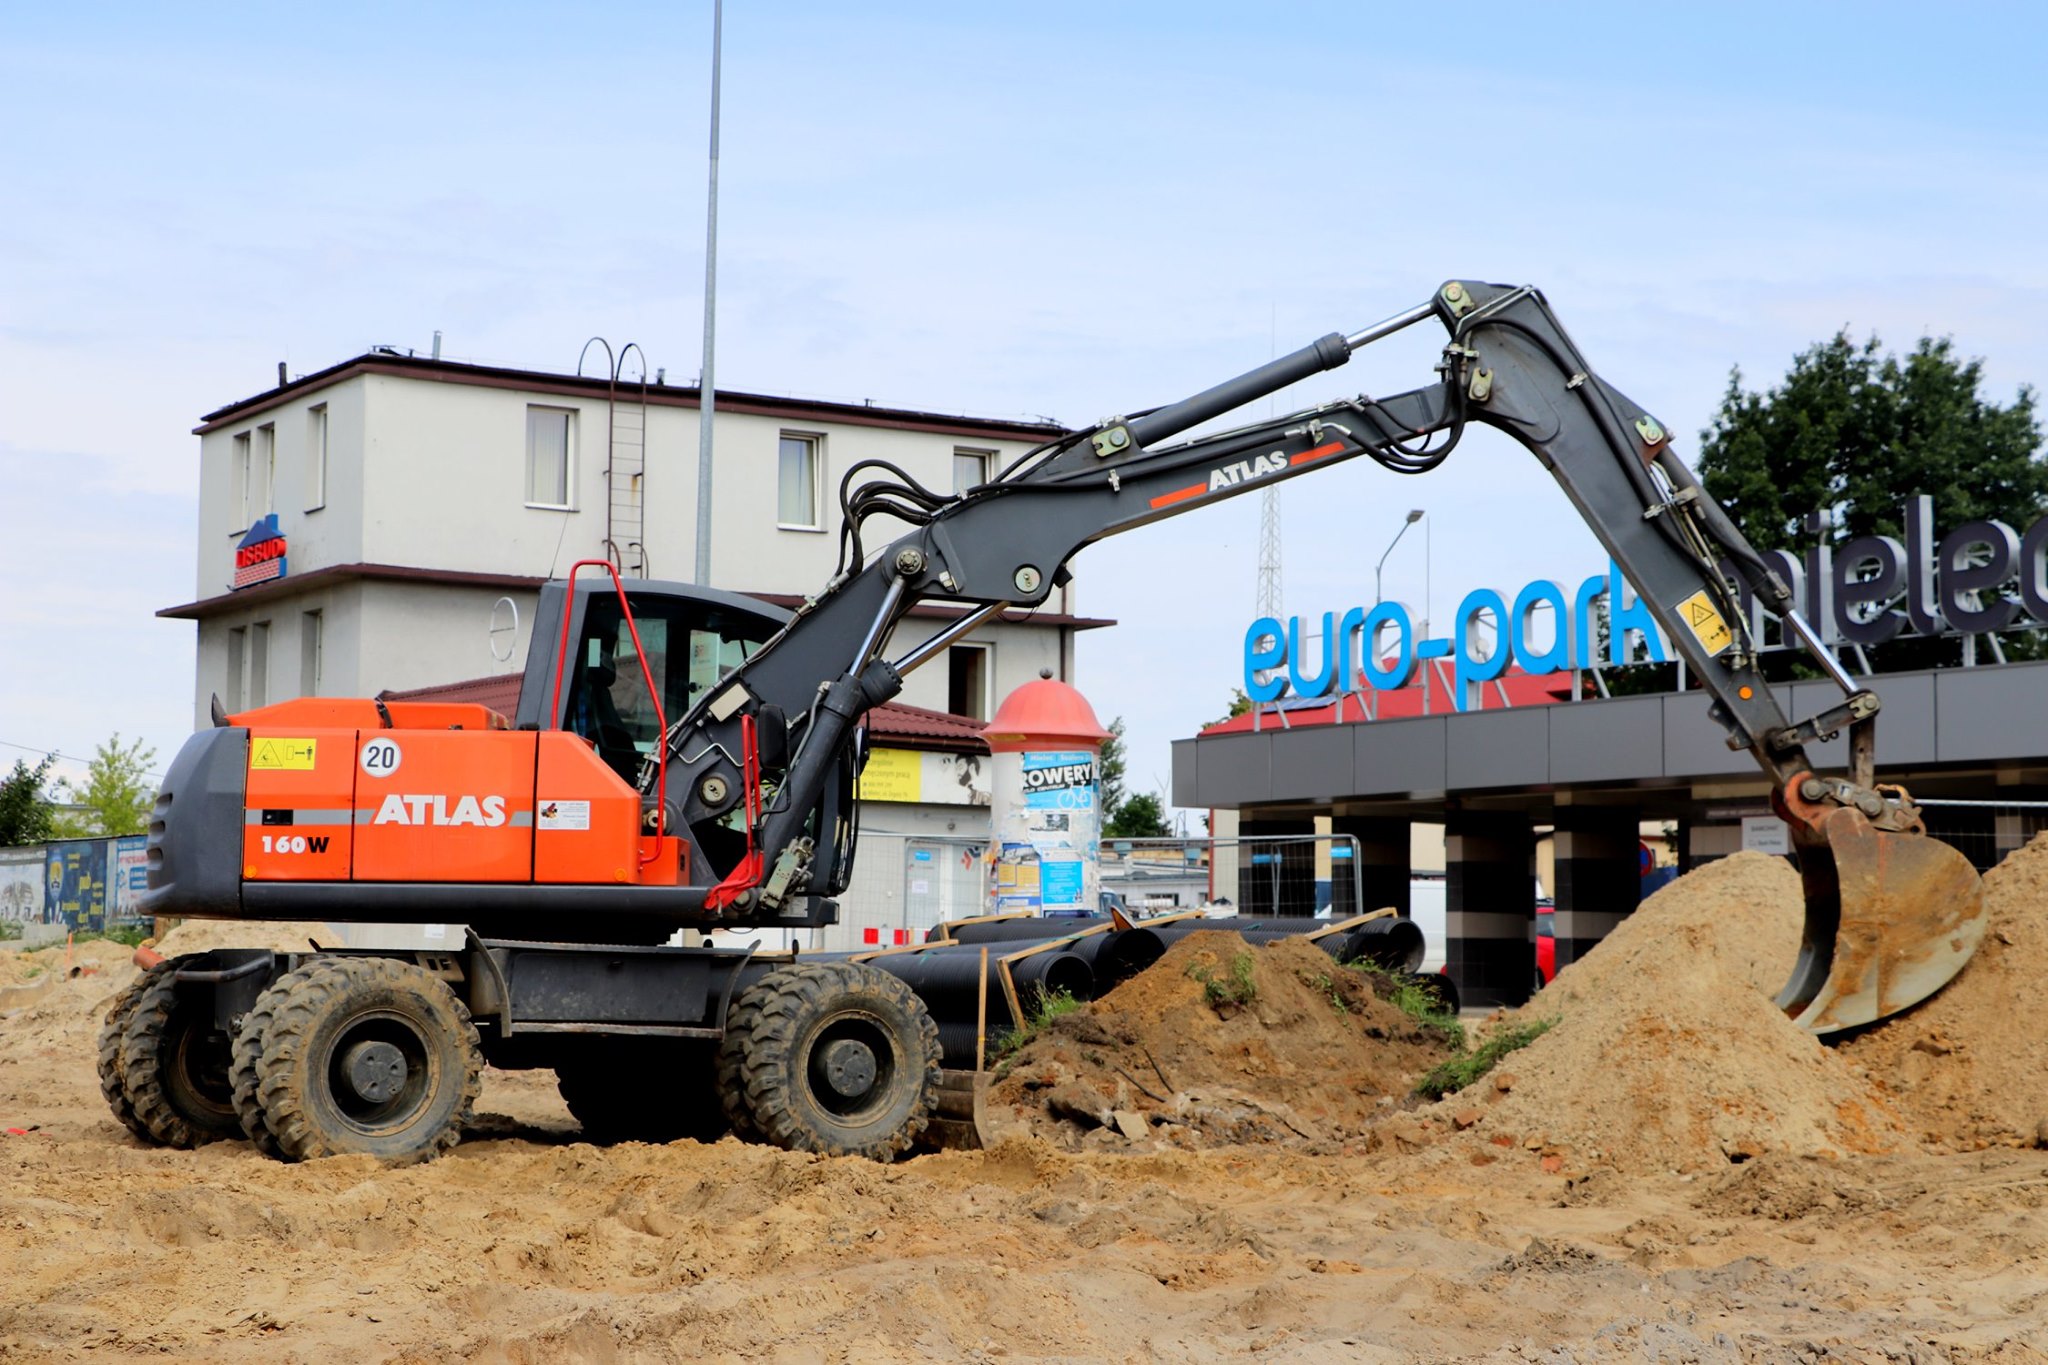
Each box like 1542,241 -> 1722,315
1777,805 -> 1986,1034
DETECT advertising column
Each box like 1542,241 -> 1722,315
982,669 -> 1111,917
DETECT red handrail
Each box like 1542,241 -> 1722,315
551,559 -> 668,864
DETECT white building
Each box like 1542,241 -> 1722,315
161,349 -> 1107,727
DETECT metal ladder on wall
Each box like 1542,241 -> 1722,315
578,338 -> 651,577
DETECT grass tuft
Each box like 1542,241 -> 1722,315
1345,959 -> 1465,1048
1185,951 -> 1258,1010
992,986 -> 1084,1059
1413,1019 -> 1554,1101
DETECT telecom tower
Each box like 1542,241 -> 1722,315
1253,487 -> 1281,686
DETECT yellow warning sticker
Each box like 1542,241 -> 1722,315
250,738 -> 319,771
1675,590 -> 1734,656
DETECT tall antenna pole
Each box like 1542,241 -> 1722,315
1253,486 -> 1282,686
692,0 -> 723,586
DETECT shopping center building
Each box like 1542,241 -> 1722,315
1174,509 -> 2048,1008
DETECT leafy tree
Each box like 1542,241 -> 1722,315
1104,791 -> 1171,840
1697,331 -> 2046,671
52,734 -> 157,838
0,757 -> 57,847
1211,688 -> 1253,726
1098,717 -> 1128,819
1699,332 -> 2044,551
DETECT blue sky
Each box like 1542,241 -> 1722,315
3,2 -> 2045,806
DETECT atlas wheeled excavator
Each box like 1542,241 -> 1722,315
106,281 -> 1985,1163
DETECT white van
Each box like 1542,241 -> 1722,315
1408,874 -> 1448,975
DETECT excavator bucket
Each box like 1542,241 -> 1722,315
1777,804 -> 1986,1034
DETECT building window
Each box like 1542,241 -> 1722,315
778,433 -> 822,529
300,610 -> 323,696
256,424 -> 276,516
526,406 -> 574,508
947,643 -> 991,721
954,448 -> 992,495
226,626 -> 247,711
249,622 -> 270,707
307,405 -> 328,511
233,432 -> 252,531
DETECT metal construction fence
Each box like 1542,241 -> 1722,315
0,836 -> 149,940
1917,800 -> 2048,873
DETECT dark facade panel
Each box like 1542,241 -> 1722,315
1194,732 -> 1273,807
1446,709 -> 1550,790
1549,695 -> 1662,784
1354,716 -> 1448,798
1268,726 -> 1357,802
1934,660 -> 2048,764
1170,739 -> 1201,808
1662,690 -> 1774,778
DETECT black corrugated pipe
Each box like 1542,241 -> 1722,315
929,916 -> 1110,945
865,946 -> 1092,1030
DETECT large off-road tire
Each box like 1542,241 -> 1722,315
557,1040 -> 728,1145
252,956 -> 481,1163
97,962 -> 171,1141
717,961 -> 941,1160
120,962 -> 242,1148
231,958 -> 347,1159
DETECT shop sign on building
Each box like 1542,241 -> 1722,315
232,514 -> 289,590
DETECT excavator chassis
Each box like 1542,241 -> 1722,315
100,938 -> 958,1163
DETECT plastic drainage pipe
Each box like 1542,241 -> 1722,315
865,946 -> 1093,1029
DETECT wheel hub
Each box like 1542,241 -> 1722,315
341,1039 -> 410,1104
817,1038 -> 877,1099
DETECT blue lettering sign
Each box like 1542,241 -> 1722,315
1242,558 -> 1668,713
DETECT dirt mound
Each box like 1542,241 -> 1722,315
989,929 -> 1453,1150
1842,833 -> 2048,1150
1436,853 -> 1901,1174
154,918 -> 339,955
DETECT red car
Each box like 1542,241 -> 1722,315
1534,902 -> 1556,989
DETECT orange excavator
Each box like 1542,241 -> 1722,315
104,282 -> 1984,1163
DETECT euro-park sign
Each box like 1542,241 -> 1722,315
1245,494 -> 2048,713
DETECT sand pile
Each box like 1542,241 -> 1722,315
1437,853 -> 1901,1174
154,918 -> 340,955
990,929 -> 1453,1150
1843,833 -> 2048,1150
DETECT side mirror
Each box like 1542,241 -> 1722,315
755,704 -> 790,769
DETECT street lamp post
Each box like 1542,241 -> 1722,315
1373,508 -> 1426,606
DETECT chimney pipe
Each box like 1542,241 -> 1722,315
277,361 -> 288,387
431,330 -> 443,360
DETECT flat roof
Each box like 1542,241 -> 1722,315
159,563 -> 1117,628
1172,658 -> 2048,820
195,351 -> 1070,443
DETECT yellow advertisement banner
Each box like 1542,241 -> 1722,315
858,747 -> 923,803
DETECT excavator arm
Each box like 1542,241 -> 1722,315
659,280 -> 1984,1032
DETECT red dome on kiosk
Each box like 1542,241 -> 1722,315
981,670 -> 1112,753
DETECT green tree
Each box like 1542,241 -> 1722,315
1104,791 -> 1171,839
1098,717 -> 1128,819
1210,688 -> 1253,726
52,734 -> 158,838
1697,330 -> 2047,670
0,756 -> 57,846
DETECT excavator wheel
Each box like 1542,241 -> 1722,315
120,960 -> 243,1149
231,958 -> 349,1159
557,1040 -> 729,1145
250,956 -> 482,1163
717,961 -> 941,1161
97,961 -> 172,1142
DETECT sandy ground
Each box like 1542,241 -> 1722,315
4,857 -> 2048,1362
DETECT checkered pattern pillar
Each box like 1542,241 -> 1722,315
1329,817 -> 1410,920
1446,812 -> 1536,1009
1551,807 -> 1641,971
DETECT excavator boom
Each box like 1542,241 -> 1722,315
660,280 -> 1984,1031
